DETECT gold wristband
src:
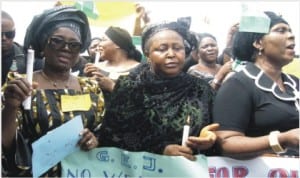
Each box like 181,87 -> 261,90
268,131 -> 287,154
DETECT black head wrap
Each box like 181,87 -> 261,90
233,11 -> 289,62
265,11 -> 288,29
105,26 -> 142,62
141,21 -> 194,56
24,6 -> 91,57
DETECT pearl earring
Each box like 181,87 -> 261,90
258,48 -> 262,56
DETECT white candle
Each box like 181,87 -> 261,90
23,48 -> 34,110
181,115 -> 190,146
94,51 -> 100,65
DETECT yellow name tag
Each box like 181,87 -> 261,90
61,94 -> 92,112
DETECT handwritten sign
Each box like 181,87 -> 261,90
32,115 -> 83,177
61,147 -> 209,177
61,94 -> 92,112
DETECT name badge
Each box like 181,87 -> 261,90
61,94 -> 92,112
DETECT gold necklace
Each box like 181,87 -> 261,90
40,71 -> 71,89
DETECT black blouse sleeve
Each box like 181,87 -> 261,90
212,76 -> 254,133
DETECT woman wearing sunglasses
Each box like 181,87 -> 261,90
2,6 -> 105,177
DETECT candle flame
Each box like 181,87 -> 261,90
186,115 -> 190,125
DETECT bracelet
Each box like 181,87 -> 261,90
268,131 -> 287,154
212,78 -> 222,86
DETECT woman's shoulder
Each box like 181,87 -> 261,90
222,69 -> 251,86
185,74 -> 216,99
185,73 -> 214,90
77,76 -> 97,86
187,65 -> 196,73
118,60 -> 140,72
219,69 -> 256,95
188,64 -> 213,74
284,73 -> 299,81
127,59 -> 140,65
187,63 -> 203,71
77,76 -> 102,93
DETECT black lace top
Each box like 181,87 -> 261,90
98,63 -> 215,154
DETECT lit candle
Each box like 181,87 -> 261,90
94,51 -> 100,65
23,48 -> 34,110
181,115 -> 190,146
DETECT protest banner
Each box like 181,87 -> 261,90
61,147 -> 209,177
31,113 -> 299,178
208,156 -> 299,178
61,147 -> 299,178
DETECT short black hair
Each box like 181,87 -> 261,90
197,33 -> 217,51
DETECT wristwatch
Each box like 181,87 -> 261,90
268,131 -> 287,154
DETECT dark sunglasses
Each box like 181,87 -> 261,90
47,37 -> 82,53
2,30 -> 15,39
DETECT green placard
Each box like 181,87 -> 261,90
239,11 -> 271,33
132,36 -> 146,62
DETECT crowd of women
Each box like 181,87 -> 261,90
1,4 -> 299,177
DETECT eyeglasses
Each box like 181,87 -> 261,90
47,37 -> 82,53
2,30 -> 15,39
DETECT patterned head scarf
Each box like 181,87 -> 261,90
24,6 -> 91,57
